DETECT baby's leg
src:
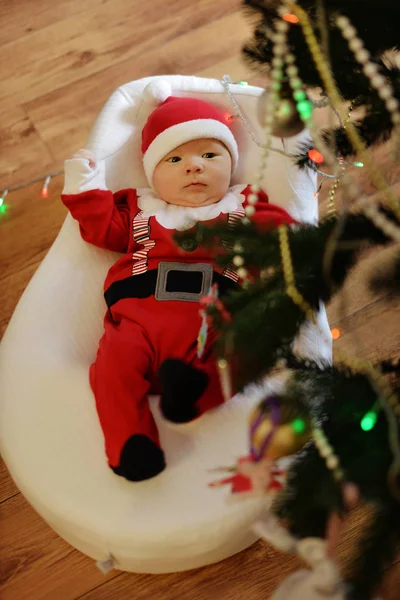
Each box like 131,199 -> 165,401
159,354 -> 225,422
194,355 -> 226,416
90,315 -> 165,481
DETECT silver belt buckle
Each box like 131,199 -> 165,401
155,262 -> 213,302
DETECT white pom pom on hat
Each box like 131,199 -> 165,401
141,83 -> 239,187
143,79 -> 172,106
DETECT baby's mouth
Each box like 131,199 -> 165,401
185,182 -> 206,188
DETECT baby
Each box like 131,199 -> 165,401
62,89 -> 294,482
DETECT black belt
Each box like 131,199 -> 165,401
104,262 -> 240,309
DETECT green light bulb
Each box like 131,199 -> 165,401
354,161 -> 364,168
292,418 -> 306,434
361,411 -> 377,431
296,100 -> 313,121
293,90 -> 307,102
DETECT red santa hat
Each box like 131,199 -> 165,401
141,80 -> 239,187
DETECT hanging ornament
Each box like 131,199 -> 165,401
249,394 -> 312,460
272,97 -> 306,137
257,91 -> 305,138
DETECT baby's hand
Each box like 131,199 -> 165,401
71,149 -> 97,168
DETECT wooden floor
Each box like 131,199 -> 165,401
1,1 -> 400,598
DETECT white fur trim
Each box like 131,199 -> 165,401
143,79 -> 172,105
143,119 -> 239,187
136,184 -> 246,231
62,158 -> 107,195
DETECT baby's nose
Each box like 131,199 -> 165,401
186,158 -> 204,173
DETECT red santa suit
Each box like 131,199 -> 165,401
61,90 -> 294,482
62,173 -> 294,480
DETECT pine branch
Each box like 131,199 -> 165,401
175,207 -> 397,387
242,0 -> 400,163
273,365 -> 399,541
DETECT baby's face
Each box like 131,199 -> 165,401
152,138 -> 232,207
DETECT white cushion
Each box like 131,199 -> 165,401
0,75 -> 332,573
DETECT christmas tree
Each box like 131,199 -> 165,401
177,1 -> 400,598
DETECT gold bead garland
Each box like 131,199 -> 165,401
312,423 -> 344,482
343,100 -> 355,133
278,224 -> 315,322
327,101 -> 355,217
235,2 -> 293,279
289,1 -> 400,222
336,15 -> 400,136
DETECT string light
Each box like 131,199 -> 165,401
289,1 -> 400,220
331,327 -> 341,340
282,13 -> 299,24
0,169 -> 63,207
41,175 -> 51,198
361,409 -> 378,432
221,76 -> 340,179
0,189 -> 8,207
0,189 -> 8,214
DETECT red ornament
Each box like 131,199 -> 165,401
308,149 -> 324,164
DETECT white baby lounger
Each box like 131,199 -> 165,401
0,75 -> 332,573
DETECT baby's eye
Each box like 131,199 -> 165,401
167,156 -> 181,163
202,152 -> 216,159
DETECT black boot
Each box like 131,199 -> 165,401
158,358 -> 208,423
111,434 -> 166,481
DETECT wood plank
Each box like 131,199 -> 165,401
321,178 -> 400,325
0,494 -> 118,600
0,459 -> 19,504
332,294 -> 400,363
0,0 -> 116,48
0,0 -> 240,107
21,12 -> 251,171
326,245 -> 398,326
0,177 -> 67,339
0,177 -> 66,284
77,542 -> 302,600
0,106 -> 56,189
1,1 -> 399,599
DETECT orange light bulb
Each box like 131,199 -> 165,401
283,13 -> 299,24
308,149 -> 324,164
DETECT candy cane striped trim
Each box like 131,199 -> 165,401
131,211 -> 155,275
222,205 -> 246,282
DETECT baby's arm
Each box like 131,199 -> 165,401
61,150 -> 131,253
